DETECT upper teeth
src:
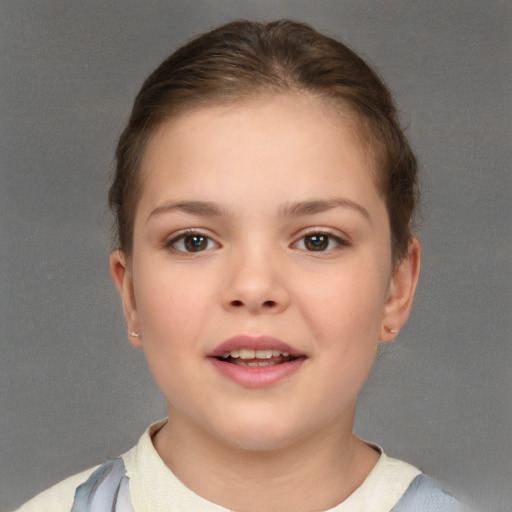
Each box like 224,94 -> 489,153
222,349 -> 290,359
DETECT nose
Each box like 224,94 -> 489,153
221,245 -> 291,314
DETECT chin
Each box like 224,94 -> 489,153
209,412 -> 310,453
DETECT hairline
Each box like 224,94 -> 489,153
127,90 -> 387,240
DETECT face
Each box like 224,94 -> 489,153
111,95 -> 420,451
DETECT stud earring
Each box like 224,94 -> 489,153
388,328 -> 399,334
130,331 -> 142,338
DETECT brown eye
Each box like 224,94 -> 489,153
304,234 -> 329,251
170,232 -> 217,253
184,235 -> 208,252
294,232 -> 347,252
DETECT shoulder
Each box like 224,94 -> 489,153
12,465 -> 99,512
12,421 -> 163,512
71,458 -> 133,511
392,474 -> 469,512
14,458 -> 134,512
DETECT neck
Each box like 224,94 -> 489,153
153,407 -> 379,512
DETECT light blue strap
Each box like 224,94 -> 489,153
392,474 -> 468,512
71,458 -> 134,512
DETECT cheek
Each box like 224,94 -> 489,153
132,267 -> 210,397
132,259 -> 214,344
297,261 -> 389,339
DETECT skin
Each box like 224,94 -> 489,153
110,94 -> 421,511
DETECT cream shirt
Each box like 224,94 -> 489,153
15,420 -> 421,512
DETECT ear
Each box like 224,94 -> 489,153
380,238 -> 421,342
109,250 -> 142,348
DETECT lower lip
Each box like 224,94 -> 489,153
209,357 -> 305,388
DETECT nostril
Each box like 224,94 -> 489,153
228,299 -> 278,309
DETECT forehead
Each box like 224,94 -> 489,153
143,94 -> 370,168
137,94 -> 382,215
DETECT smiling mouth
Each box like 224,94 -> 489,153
218,348 -> 297,367
210,336 -> 305,386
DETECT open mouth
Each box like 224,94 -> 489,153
209,335 -> 305,386
217,348 -> 298,367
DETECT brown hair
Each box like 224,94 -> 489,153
109,19 -> 418,262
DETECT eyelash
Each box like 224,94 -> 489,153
163,228 -> 349,254
164,229 -> 219,253
293,229 -> 349,253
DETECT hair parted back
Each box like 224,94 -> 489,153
109,19 -> 418,262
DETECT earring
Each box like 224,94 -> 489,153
130,331 -> 142,338
388,328 -> 399,334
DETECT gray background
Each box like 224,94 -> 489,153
1,1 -> 510,511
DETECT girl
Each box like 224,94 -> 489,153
16,19 -> 467,512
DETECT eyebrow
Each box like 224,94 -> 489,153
147,200 -> 226,222
147,197 -> 371,222
281,198 -> 371,221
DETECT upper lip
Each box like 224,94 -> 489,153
209,335 -> 303,358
